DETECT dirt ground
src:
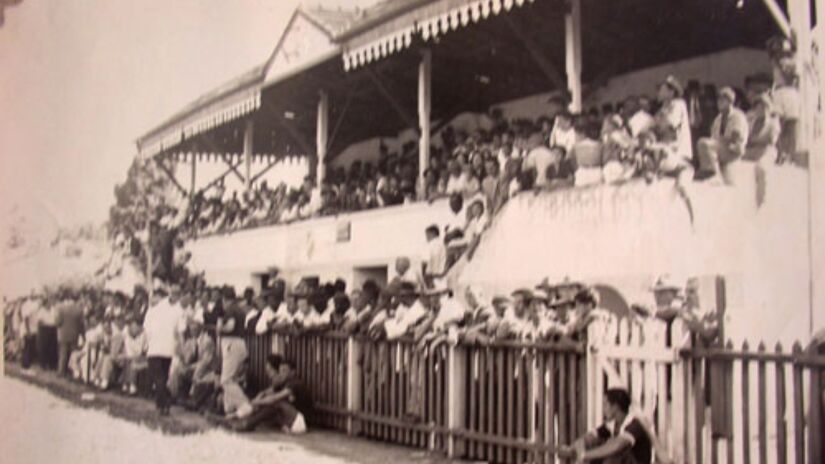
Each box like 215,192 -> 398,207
2,365 -> 460,464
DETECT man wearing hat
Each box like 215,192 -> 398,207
697,86 -> 749,184
383,282 -> 427,340
743,93 -> 781,165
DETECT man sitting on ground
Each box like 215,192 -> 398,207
558,388 -> 653,464
231,355 -> 311,434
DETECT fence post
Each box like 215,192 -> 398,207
346,336 -> 362,435
447,343 -> 467,458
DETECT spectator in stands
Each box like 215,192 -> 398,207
19,295 -> 40,370
558,387 -> 653,464
624,95 -> 655,139
655,76 -> 694,175
549,111 -> 577,155
464,198 -> 488,260
421,225 -> 447,288
744,93 -> 781,163
523,133 -> 560,190
444,193 -> 467,266
697,87 -> 749,184
383,283 -> 428,340
69,312 -> 103,383
768,38 -> 802,163
232,355 -> 311,433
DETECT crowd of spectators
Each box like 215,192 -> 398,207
176,36 -> 801,238
4,257 -> 719,430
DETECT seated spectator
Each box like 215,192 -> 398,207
655,76 -> 694,176
445,160 -> 468,196
523,133 -> 560,189
464,198 -> 488,260
743,93 -> 781,163
558,388 -> 654,464
168,317 -> 203,400
232,356 -> 311,433
121,314 -> 148,395
94,315 -> 127,390
600,115 -> 634,184
624,95 -> 655,138
571,133 -> 603,187
218,293 -> 253,419
697,87 -> 749,184
443,194 -> 467,266
549,111 -> 577,155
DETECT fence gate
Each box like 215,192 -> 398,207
587,316 -> 687,462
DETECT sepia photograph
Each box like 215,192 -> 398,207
1,0 -> 823,462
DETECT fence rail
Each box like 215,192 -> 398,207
64,327 -> 823,464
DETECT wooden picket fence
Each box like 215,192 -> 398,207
587,315 -> 825,464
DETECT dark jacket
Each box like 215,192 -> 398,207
55,302 -> 85,344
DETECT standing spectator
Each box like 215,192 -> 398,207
55,293 -> 85,376
218,292 -> 253,419
421,225 -> 447,288
655,76 -> 694,173
697,87 -> 749,184
143,286 -> 185,415
36,297 -> 59,371
744,93 -> 781,163
19,295 -> 40,369
549,111 -> 577,155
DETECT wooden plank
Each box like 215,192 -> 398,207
559,351 -> 568,463
775,344 -> 788,464
741,342 -> 752,464
657,362 -> 667,448
695,358 -> 705,464
507,349 -> 516,464
809,354 -> 824,464
517,351 -> 526,464
791,343 -> 804,464
568,352 -> 577,446
497,348 -> 505,464
537,353 -> 547,464
468,349 -> 478,460
547,352 -> 556,464
578,352 -> 587,438
757,342 -> 767,464
480,348 -> 488,460
389,344 -> 397,443
435,349 -> 443,451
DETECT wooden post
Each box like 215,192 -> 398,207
447,344 -> 467,457
346,336 -> 362,435
243,119 -> 254,191
317,90 -> 329,186
565,0 -> 583,113
418,49 -> 432,199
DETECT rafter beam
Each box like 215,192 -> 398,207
328,87 -> 355,150
262,100 -> 315,156
503,14 -> 566,91
366,67 -> 418,134
153,155 -> 188,196
220,153 -> 246,183
197,159 -> 242,196
249,157 -> 282,184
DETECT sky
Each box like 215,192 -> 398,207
0,0 -> 375,229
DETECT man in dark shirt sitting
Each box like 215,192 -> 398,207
558,388 -> 653,464
231,355 -> 312,433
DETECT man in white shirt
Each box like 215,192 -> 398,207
421,225 -> 447,288
523,133 -> 561,189
384,283 -> 428,340
624,96 -> 655,138
445,161 -> 468,195
549,112 -> 577,155
142,285 -> 186,415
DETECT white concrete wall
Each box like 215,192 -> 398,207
186,197 -> 455,291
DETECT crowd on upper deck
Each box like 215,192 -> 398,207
171,35 -> 802,238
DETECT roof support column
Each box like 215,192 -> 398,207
565,0 -> 583,113
317,90 -> 329,186
243,119 -> 254,191
418,48 -> 432,199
